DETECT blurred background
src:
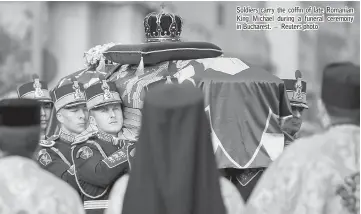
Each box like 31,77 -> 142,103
0,1 -> 359,132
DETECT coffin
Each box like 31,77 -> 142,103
49,43 -> 292,169
107,57 -> 292,169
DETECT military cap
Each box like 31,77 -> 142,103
0,99 -> 41,127
321,62 -> 360,109
17,74 -> 53,103
52,77 -> 87,112
282,70 -> 308,109
85,75 -> 122,110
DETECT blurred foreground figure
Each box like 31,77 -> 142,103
246,62 -> 360,214
281,70 -> 308,146
106,84 -> 244,214
0,99 -> 84,214
17,74 -> 54,140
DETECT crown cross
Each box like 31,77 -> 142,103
160,3 -> 166,12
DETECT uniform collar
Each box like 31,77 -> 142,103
59,128 -> 76,143
97,130 -> 120,146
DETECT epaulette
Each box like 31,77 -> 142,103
39,139 -> 56,147
73,130 -> 98,145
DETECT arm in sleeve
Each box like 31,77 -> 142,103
105,175 -> 130,214
72,143 -> 129,188
37,148 -> 74,182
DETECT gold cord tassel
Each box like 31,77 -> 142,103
165,76 -> 173,84
135,55 -> 144,76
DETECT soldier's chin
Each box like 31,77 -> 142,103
107,124 -> 122,134
40,123 -> 48,131
74,127 -> 86,135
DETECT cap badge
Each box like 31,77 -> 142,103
72,80 -> 85,100
33,78 -> 44,98
101,80 -> 113,100
293,70 -> 303,101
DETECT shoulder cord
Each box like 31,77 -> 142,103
50,147 -> 72,168
86,141 -> 108,159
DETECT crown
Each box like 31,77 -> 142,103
144,5 -> 183,43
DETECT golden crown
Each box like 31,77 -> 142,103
144,5 -> 183,43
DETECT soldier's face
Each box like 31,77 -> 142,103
90,103 -> 123,136
57,104 -> 88,134
282,106 -> 305,135
40,102 -> 53,132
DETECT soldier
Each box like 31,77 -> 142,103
17,74 -> 54,140
246,62 -> 360,214
281,70 -> 309,146
35,78 -> 88,191
71,76 -> 135,214
0,99 -> 85,214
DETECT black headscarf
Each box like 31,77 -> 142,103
122,84 -> 226,214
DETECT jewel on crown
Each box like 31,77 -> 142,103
144,4 -> 183,43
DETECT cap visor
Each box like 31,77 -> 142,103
91,100 -> 122,110
291,103 -> 309,109
38,99 -> 53,103
64,100 -> 87,108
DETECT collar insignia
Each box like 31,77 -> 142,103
59,129 -> 75,143
97,131 -> 119,146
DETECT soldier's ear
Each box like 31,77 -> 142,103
89,115 -> 96,126
56,111 -> 64,124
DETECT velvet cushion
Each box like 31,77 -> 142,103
103,41 -> 223,65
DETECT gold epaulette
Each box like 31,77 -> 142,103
39,139 -> 55,147
73,130 -> 98,145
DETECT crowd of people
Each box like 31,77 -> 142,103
0,8 -> 359,214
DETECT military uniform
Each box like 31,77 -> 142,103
282,70 -> 308,146
35,79 -> 87,192
71,77 -> 135,213
36,131 -> 78,191
17,74 -> 53,140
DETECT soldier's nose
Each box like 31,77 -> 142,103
109,110 -> 116,117
40,106 -> 45,115
294,110 -> 301,118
